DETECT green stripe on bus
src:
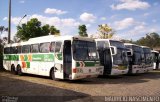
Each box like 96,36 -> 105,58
76,61 -> 99,67
55,53 -> 62,60
24,55 -> 28,61
4,54 -> 54,62
32,54 -> 54,61
26,62 -> 30,68
3,55 -> 19,61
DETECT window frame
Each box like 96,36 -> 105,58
31,44 -> 39,53
22,45 -> 31,53
39,42 -> 50,53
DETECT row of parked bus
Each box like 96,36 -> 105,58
3,35 -> 160,80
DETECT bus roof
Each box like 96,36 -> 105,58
141,46 -> 151,49
95,39 -> 123,43
4,35 -> 95,47
151,50 -> 159,53
28,35 -> 94,43
124,43 -> 141,47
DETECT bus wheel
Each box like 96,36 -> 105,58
11,64 -> 17,75
17,65 -> 23,76
51,69 -> 56,80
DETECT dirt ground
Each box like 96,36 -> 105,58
0,69 -> 160,102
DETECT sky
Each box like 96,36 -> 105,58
0,0 -> 160,41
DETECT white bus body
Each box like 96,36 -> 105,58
95,39 -> 129,75
3,35 -> 103,80
141,46 -> 153,72
124,43 -> 145,74
151,50 -> 159,70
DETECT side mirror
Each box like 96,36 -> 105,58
110,46 -> 117,55
127,49 -> 133,56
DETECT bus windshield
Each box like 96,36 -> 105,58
143,48 -> 152,64
73,40 -> 98,61
110,41 -> 128,65
132,46 -> 142,65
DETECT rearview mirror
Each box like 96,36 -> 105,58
127,49 -> 133,56
110,46 -> 117,55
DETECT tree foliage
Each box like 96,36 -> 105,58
136,32 -> 160,48
0,37 -> 8,70
98,24 -> 115,39
16,18 -> 60,41
0,26 -> 8,34
78,25 -> 88,37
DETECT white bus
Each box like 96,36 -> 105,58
3,35 -> 104,80
124,43 -> 145,74
95,39 -> 129,75
141,46 -> 153,72
151,50 -> 160,69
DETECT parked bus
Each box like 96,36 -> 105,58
151,50 -> 160,69
3,35 -> 104,80
124,43 -> 145,74
95,39 -> 129,75
141,46 -> 153,72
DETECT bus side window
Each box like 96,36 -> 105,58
4,47 -> 10,54
55,42 -> 62,52
13,47 -> 18,54
10,47 -> 13,54
31,44 -> 39,53
39,42 -> 50,53
17,46 -> 21,54
22,45 -> 30,53
50,42 -> 56,52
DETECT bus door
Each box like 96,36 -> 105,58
63,40 -> 72,79
103,48 -> 112,75
155,53 -> 159,69
54,41 -> 64,79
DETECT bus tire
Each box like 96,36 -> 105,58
17,65 -> 23,76
11,64 -> 17,75
50,68 -> 56,80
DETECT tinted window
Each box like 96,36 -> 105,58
31,44 -> 39,53
97,41 -> 109,50
50,42 -> 56,52
10,47 -> 17,54
40,42 -> 50,53
22,45 -> 30,53
17,46 -> 21,53
4,47 -> 10,54
55,42 -> 62,52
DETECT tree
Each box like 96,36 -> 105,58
136,32 -> 160,48
78,25 -> 88,37
50,26 -> 60,35
97,24 -> 115,39
0,26 -> 8,35
0,37 -> 8,70
16,18 -> 60,41
121,39 -> 134,43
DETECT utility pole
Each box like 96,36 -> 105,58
8,0 -> 11,43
